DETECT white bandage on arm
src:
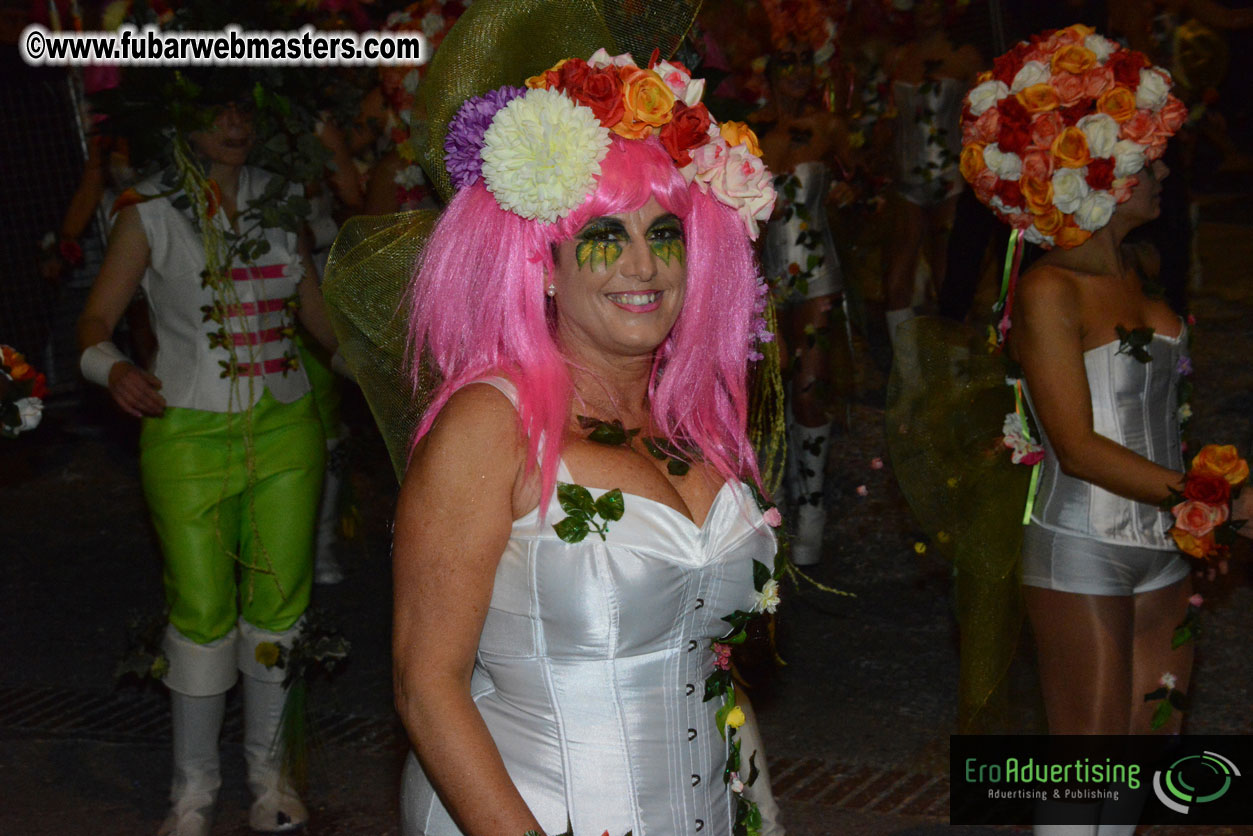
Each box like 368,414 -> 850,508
80,341 -> 131,387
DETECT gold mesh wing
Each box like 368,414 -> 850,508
885,316 -> 1031,733
322,210 -> 440,482
595,0 -> 700,65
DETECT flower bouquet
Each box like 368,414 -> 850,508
1,345 -> 47,438
1164,444 -> 1249,560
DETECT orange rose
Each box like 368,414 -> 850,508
1051,44 -> 1097,75
613,66 -> 675,139
1051,127 -> 1092,169
1034,205 -> 1065,237
719,120 -> 763,157
1097,86 -> 1138,123
1055,217 -> 1092,249
959,144 -> 986,183
975,69 -> 993,84
1020,176 -> 1055,214
1017,84 -> 1060,113
9,361 -> 32,380
1172,528 -> 1221,560
1191,444 -> 1251,487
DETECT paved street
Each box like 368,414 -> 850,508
3,206 -> 1252,835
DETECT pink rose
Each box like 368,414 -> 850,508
1021,150 -> 1054,182
1004,210 -> 1034,230
1051,72 -> 1087,107
1157,97 -> 1188,134
762,506 -> 782,527
1189,593 -> 1204,608
1029,111 -> 1064,151
870,457 -> 885,470
856,484 -> 869,497
1172,499 -> 1229,539
684,139 -> 776,238
1081,66 -> 1114,100
1145,138 -> 1168,161
1120,111 -> 1158,144
964,107 -> 1001,146
972,167 -> 998,201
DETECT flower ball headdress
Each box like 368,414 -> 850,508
959,24 -> 1187,249
442,48 -> 776,237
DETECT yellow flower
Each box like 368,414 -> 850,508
725,705 -> 746,729
937,531 -> 951,544
614,66 -> 675,139
719,121 -> 763,157
913,542 -> 927,555
254,641 -> 281,668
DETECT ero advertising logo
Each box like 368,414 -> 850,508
1153,750 -> 1241,815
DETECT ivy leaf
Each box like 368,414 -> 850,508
715,700 -> 735,740
747,750 -> 760,788
1149,699 -> 1173,730
552,516 -> 590,543
594,489 -> 625,522
753,560 -> 771,591
1168,689 -> 1190,711
704,668 -> 732,702
1115,325 -> 1155,364
1143,686 -> 1168,702
666,459 -> 690,476
1171,623 -> 1195,650
557,482 -> 596,517
725,737 -> 742,779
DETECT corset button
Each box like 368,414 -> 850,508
687,728 -> 697,741
691,774 -> 701,787
694,597 -> 704,609
695,820 -> 704,831
685,683 -> 695,696
687,639 -> 698,652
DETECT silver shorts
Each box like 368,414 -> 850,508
1021,525 -> 1190,596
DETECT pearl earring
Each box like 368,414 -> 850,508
546,283 -> 556,298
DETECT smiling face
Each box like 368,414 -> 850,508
551,197 -> 687,363
188,103 -> 255,167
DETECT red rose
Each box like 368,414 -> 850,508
995,178 -> 1025,209
999,120 -> 1033,155
568,66 -> 625,127
992,49 -> 1025,85
1107,50 -> 1149,87
1185,473 -> 1232,506
548,57 -> 592,94
659,102 -> 712,166
999,95 -> 1031,126
1059,103 -> 1090,126
1085,157 -> 1115,191
31,373 -> 47,400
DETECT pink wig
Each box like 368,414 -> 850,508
410,135 -> 763,508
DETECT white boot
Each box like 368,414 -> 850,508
788,418 -> 832,566
313,438 -> 344,585
159,627 -> 238,836
736,700 -> 785,836
238,619 -> 309,833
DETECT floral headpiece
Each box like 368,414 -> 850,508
443,49 -> 776,237
959,25 -> 1186,249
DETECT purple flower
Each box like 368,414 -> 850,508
444,86 -> 526,190
1177,355 -> 1193,376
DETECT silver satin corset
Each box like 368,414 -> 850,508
762,160 -> 843,301
892,78 -> 966,206
402,388 -> 775,835
1023,327 -> 1187,549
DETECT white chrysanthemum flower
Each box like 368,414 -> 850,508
1136,68 -> 1171,111
1112,138 -> 1147,178
1052,167 -> 1091,214
480,88 -> 611,223
1078,113 -> 1119,159
754,579 -> 780,614
1074,190 -> 1117,231
983,143 -> 1023,181
968,79 -> 1010,116
1010,61 -> 1051,94
1160,672 -> 1178,690
1084,34 -> 1118,62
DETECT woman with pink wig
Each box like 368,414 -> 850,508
391,51 -> 787,836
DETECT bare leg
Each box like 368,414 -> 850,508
1129,577 -> 1193,734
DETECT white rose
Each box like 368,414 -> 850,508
1074,190 -> 1117,231
967,79 -> 1009,116
1084,34 -> 1117,63
654,60 -> 704,107
1010,61 -> 1050,94
1078,113 -> 1119,159
1051,167 -> 1091,214
983,143 -> 1022,181
420,11 -> 445,37
588,48 -> 635,69
1112,139 -> 1147,178
1023,225 -> 1054,248
754,578 -> 781,614
16,397 -> 43,432
1135,68 -> 1171,111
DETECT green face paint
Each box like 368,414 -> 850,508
648,215 -> 685,266
574,219 -> 625,271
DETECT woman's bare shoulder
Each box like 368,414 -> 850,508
407,382 -> 525,485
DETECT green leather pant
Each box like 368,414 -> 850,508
140,391 -> 325,644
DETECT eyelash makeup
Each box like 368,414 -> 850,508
575,220 -> 625,271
